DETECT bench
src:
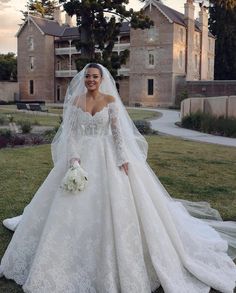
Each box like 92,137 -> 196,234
28,104 -> 48,112
16,103 -> 29,110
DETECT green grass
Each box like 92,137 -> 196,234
0,106 -> 158,128
127,108 -> 161,120
0,109 -> 60,127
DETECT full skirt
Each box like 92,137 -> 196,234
1,135 -> 236,293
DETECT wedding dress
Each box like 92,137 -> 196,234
0,64 -> 236,293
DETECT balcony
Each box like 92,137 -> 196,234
55,47 -> 80,55
55,70 -> 78,77
113,42 -> 130,52
117,68 -> 130,77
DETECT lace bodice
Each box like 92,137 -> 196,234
68,102 -> 128,167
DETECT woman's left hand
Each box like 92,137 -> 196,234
119,162 -> 129,175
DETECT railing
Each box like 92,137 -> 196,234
113,43 -> 130,52
55,43 -> 130,55
55,70 -> 78,77
55,47 -> 80,55
117,68 -> 130,76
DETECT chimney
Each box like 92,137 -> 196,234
65,13 -> 73,27
54,7 -> 62,26
185,0 -> 195,80
199,6 -> 209,80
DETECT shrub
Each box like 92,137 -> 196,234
0,116 -> 6,125
19,120 -> 32,133
134,120 -> 153,134
175,90 -> 188,108
43,129 -> 57,143
7,114 -> 14,122
0,136 -> 8,148
10,135 -> 26,146
181,112 -> 236,138
31,135 -> 44,145
0,129 -> 12,139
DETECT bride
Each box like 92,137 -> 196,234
0,63 -> 236,293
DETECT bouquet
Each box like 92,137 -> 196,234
61,161 -> 88,193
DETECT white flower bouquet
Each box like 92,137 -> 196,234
61,161 -> 88,193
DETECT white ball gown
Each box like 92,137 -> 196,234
1,60 -> 236,293
0,100 -> 236,293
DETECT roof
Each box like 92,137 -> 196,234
144,0 -> 214,38
16,16 -> 68,37
16,16 -> 130,38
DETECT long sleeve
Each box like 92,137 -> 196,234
67,117 -> 80,167
108,102 -> 128,167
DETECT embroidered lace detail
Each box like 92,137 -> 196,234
108,102 -> 128,167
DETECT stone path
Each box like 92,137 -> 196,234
128,107 -> 236,147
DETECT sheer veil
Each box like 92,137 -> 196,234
51,63 -> 148,168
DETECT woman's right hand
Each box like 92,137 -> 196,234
69,158 -> 81,167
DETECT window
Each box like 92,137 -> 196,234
195,54 -> 198,70
148,50 -> 155,66
208,39 -> 211,51
147,27 -> 157,42
28,36 -> 34,51
30,56 -> 35,71
208,57 -> 211,73
195,34 -> 199,48
29,80 -> 34,95
57,85 -> 61,101
57,60 -> 61,70
179,51 -> 183,68
179,27 -> 184,42
147,79 -> 154,95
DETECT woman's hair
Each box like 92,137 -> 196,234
86,63 -> 103,77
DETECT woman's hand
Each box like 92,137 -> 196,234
119,162 -> 129,175
69,158 -> 81,167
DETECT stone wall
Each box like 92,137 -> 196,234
0,82 -> 19,102
181,96 -> 236,119
176,80 -> 236,100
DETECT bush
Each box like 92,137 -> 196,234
0,136 -> 8,148
7,114 -> 14,122
19,120 -> 32,133
0,129 -> 12,139
181,112 -> 236,138
10,135 -> 26,146
0,116 -> 6,125
134,120 -> 153,134
175,90 -> 188,108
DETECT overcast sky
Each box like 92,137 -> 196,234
0,0 -> 200,54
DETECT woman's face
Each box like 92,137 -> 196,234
85,68 -> 102,91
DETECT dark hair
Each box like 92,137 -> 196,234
86,63 -> 103,77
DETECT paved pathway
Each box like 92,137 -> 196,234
129,107 -> 236,147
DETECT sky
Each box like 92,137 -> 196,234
0,0 -> 200,54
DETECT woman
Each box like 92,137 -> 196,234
0,63 -> 236,293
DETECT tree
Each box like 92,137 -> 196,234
21,0 -> 59,19
209,0 -> 236,79
0,53 -> 17,81
59,0 -> 153,77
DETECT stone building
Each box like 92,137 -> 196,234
16,0 -> 215,107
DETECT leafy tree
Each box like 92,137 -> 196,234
0,53 -> 17,81
21,0 -> 59,19
59,0 -> 153,77
209,0 -> 236,79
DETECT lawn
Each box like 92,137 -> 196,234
0,135 -> 235,292
0,106 -> 159,129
